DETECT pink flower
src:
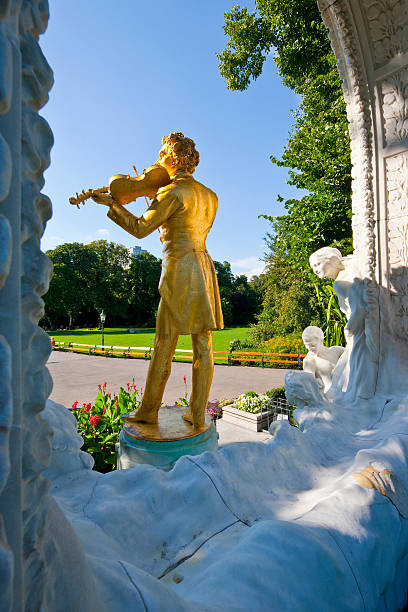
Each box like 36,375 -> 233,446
72,401 -> 78,410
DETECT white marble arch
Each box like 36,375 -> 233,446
318,0 -> 408,398
1,1 -> 408,610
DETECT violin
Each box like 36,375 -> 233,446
69,164 -> 171,208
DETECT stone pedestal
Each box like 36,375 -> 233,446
118,406 -> 218,471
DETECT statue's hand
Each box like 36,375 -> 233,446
90,191 -> 115,206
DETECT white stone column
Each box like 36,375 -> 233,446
318,0 -> 408,396
0,2 -> 24,609
0,2 -> 104,610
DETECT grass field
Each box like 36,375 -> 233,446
48,326 -> 252,353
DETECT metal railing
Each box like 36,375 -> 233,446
261,397 -> 296,430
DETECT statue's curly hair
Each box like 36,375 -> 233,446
162,132 -> 200,174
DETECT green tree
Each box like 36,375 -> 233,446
44,241 -> 130,328
218,0 -> 352,340
44,242 -> 99,328
127,251 -> 162,326
213,262 -> 263,326
87,240 -> 130,323
231,274 -> 262,325
214,260 -> 234,326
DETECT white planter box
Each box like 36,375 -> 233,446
222,404 -> 287,432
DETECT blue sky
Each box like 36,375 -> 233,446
40,1 -> 300,278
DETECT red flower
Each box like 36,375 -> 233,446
85,403 -> 91,412
102,382 -> 107,391
89,415 -> 99,427
100,446 -> 104,450
102,407 -> 106,415
72,401 -> 78,410
183,375 -> 187,384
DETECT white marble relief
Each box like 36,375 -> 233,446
309,247 -> 378,402
301,326 -> 344,395
382,68 -> 408,145
362,0 -> 408,68
40,395 -> 408,611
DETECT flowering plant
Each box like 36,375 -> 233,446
175,376 -> 222,424
206,400 -> 222,422
174,374 -> 189,407
233,391 -> 274,414
262,333 -> 306,355
72,380 -> 141,472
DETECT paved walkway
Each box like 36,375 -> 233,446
47,351 -> 286,447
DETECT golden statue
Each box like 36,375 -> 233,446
89,132 -> 224,430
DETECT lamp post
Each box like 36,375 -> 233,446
99,310 -> 106,350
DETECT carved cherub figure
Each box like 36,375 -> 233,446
302,326 -> 344,395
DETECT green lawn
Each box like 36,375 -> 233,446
48,326 -> 251,353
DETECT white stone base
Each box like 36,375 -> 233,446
42,396 -> 408,611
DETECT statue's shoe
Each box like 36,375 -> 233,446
182,411 -> 205,430
182,411 -> 193,425
122,409 -> 158,424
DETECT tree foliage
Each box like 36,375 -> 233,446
44,241 -> 135,328
214,261 -> 262,327
42,244 -> 261,330
218,0 -> 353,341
43,242 -> 100,329
127,252 -> 162,327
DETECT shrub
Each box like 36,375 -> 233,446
233,392 -> 274,414
265,387 -> 286,402
243,390 -> 258,398
218,398 -> 235,408
72,381 -> 140,472
262,333 -> 306,355
229,338 -> 255,351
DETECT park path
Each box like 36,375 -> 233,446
47,351 -> 287,447
47,350 -> 286,409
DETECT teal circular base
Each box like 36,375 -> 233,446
117,409 -> 218,471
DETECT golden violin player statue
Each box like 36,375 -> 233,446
84,132 -> 224,431
69,164 -> 171,208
